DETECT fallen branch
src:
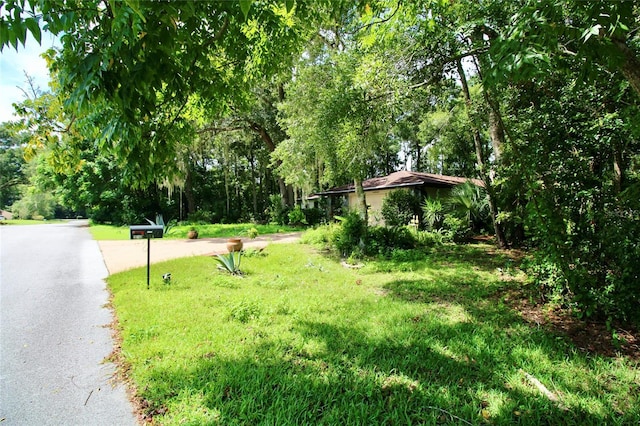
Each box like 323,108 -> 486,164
520,370 -> 558,401
425,406 -> 474,426
520,369 -> 567,410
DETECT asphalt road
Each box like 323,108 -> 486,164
0,221 -> 136,425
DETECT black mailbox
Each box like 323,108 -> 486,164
129,225 -> 164,239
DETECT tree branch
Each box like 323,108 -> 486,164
197,124 -> 246,135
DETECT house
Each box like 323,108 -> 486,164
316,171 -> 482,225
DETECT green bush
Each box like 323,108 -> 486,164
268,194 -> 290,225
414,229 -> 450,246
389,248 -> 427,262
287,206 -> 307,225
524,185 -> 640,324
442,214 -> 471,242
332,211 -> 367,257
521,253 -> 569,306
365,226 -> 416,256
303,207 -> 324,226
381,189 -> 422,227
446,181 -> 490,232
421,197 -> 445,230
300,224 -> 336,247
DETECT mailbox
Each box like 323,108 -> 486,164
129,224 -> 164,239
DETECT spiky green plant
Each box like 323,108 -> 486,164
214,251 -> 242,275
447,181 -> 489,230
421,197 -> 445,230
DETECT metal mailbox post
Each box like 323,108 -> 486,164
129,225 -> 164,289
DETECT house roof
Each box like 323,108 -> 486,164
317,171 -> 482,195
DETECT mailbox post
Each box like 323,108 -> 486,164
129,224 -> 164,289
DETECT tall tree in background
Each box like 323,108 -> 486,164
277,24 -> 400,220
0,123 -> 28,208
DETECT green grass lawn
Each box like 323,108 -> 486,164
0,218 -> 67,225
108,243 -> 639,425
89,223 -> 303,240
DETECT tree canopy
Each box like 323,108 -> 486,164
1,0 -> 639,324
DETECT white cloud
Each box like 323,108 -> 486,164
0,33 -> 59,123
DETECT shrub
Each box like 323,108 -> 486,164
246,227 -> 259,239
268,194 -> 290,225
413,229 -> 450,246
287,206 -> 307,225
365,226 -> 416,256
332,211 -> 367,257
300,224 -> 336,248
446,181 -> 490,232
381,189 -> 422,227
442,214 -> 471,242
228,300 -> 260,323
389,248 -> 427,263
303,207 -> 325,226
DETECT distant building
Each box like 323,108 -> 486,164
315,171 -> 481,225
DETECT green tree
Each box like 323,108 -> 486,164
277,4 -> 403,221
1,0 -> 319,186
0,123 -> 28,208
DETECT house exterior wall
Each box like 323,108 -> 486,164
347,189 -> 388,225
346,186 -> 453,226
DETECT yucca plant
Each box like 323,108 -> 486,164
214,251 -> 243,275
421,197 -> 445,230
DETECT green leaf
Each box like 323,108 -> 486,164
285,0 -> 294,12
239,0 -> 252,19
123,0 -> 146,23
24,18 -> 41,44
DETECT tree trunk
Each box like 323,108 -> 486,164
223,155 -> 230,218
613,146 -> 625,193
354,177 -> 368,224
249,149 -> 258,216
184,168 -> 196,216
613,38 -> 640,97
248,120 -> 293,207
487,103 -> 505,161
457,60 -> 508,248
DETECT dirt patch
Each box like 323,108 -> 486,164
505,293 -> 640,360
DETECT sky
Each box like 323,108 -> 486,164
0,33 -> 59,123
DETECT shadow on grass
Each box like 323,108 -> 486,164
128,245 -> 638,425
140,314 -> 621,425
369,243 -> 520,277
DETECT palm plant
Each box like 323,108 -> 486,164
447,181 -> 489,231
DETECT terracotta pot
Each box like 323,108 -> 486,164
226,238 -> 243,252
187,230 -> 198,239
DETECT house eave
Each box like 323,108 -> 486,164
317,181 -> 426,196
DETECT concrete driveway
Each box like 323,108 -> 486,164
97,233 -> 302,274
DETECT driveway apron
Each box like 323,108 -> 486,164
0,221 -> 136,425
